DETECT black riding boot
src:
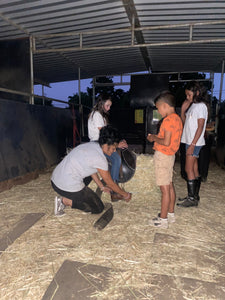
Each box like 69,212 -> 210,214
194,176 -> 201,202
178,176 -> 201,202
177,179 -> 198,207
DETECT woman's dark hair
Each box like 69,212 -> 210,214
89,93 -> 112,123
185,81 -> 209,104
98,125 -> 121,146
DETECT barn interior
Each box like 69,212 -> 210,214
0,1 -> 225,299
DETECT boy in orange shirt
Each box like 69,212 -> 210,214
147,91 -> 183,228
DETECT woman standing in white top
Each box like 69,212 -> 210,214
177,81 -> 208,207
88,94 -> 128,201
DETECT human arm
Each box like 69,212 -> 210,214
91,173 -> 111,194
186,118 -> 205,155
181,100 -> 192,124
118,139 -> 128,149
205,121 -> 215,133
97,168 -> 132,202
147,129 -> 172,147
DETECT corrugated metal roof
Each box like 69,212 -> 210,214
135,0 -> 225,73
0,0 -> 225,84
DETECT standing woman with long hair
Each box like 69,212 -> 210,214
177,81 -> 208,207
88,93 -> 128,201
88,93 -> 112,141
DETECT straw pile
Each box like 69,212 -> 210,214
0,154 -> 224,299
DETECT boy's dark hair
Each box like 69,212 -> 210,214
154,91 -> 175,107
98,125 -> 120,146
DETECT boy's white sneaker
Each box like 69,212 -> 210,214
167,212 -> 175,223
54,196 -> 65,217
149,217 -> 168,229
158,212 -> 175,224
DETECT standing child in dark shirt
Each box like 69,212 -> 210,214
147,91 -> 183,228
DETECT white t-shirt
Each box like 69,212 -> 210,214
181,102 -> 208,146
88,111 -> 106,141
51,142 -> 108,192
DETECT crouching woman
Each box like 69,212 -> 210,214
51,125 -> 132,216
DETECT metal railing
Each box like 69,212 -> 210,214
33,20 -> 225,53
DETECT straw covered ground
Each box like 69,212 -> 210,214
0,154 -> 225,299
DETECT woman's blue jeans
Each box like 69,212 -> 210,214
105,151 -> 121,182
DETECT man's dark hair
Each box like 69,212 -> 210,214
98,125 -> 120,146
154,91 -> 175,107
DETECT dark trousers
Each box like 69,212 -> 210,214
51,181 -> 104,214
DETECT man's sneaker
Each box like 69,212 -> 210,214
149,217 -> 168,229
158,212 -> 175,224
54,196 -> 66,216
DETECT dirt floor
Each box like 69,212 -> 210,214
0,153 -> 225,300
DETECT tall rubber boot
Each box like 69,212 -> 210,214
177,179 -> 198,207
194,176 -> 201,202
178,176 -> 201,202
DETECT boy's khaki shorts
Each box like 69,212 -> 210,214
154,151 -> 175,186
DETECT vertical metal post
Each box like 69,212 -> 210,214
42,84 -> 45,105
78,67 -> 81,106
210,72 -> 214,99
80,33 -> 83,49
92,76 -> 96,107
210,72 -> 214,122
131,14 -> 135,46
215,60 -> 224,133
219,60 -> 224,103
29,36 -> 34,104
189,25 -> 193,41
78,67 -> 84,136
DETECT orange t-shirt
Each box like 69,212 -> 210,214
154,113 -> 183,155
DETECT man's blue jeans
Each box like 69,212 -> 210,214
105,151 -> 121,182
